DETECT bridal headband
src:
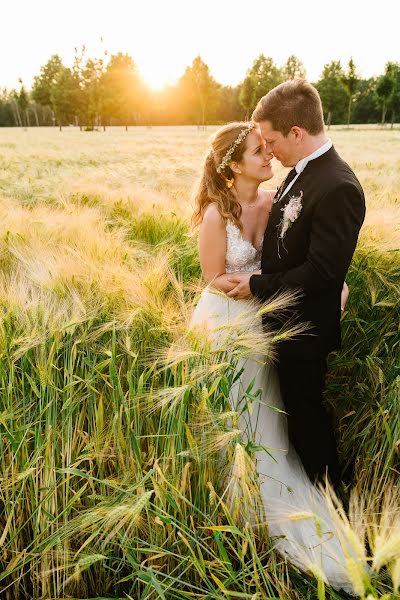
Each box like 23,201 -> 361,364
216,122 -> 255,174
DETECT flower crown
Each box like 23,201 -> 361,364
216,122 -> 255,174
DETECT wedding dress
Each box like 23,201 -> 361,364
190,221 -> 359,595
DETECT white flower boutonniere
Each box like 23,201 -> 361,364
279,191 -> 304,240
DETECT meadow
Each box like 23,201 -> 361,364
0,125 -> 398,599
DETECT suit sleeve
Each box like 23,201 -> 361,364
249,183 -> 365,301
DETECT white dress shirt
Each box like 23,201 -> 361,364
280,138 -> 333,201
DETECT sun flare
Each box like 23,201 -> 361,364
138,57 -> 181,91
142,72 -> 175,91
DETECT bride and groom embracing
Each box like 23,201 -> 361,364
190,79 -> 366,593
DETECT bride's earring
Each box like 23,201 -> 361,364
225,178 -> 233,189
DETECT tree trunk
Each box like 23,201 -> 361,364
200,98 -> 206,127
25,109 -> 30,127
14,101 -> 23,127
326,111 -> 332,130
33,106 -> 40,126
347,96 -> 352,127
391,111 -> 395,129
11,104 -> 19,127
381,104 -> 387,125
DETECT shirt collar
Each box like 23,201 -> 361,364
295,138 -> 333,174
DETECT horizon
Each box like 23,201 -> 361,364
1,0 -> 399,92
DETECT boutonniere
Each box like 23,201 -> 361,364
279,191 -> 303,240
277,191 -> 303,258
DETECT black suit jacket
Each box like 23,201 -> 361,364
249,146 -> 365,358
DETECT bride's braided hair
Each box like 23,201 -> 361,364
192,122 -> 255,232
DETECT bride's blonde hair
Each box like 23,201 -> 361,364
192,122 -> 255,231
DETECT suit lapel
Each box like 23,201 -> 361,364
274,167 -> 297,204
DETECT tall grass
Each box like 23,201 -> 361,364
328,246 -> 399,488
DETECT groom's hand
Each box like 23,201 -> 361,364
227,273 -> 252,299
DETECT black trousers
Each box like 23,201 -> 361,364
277,352 -> 341,487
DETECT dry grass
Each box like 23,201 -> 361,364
0,126 -> 399,249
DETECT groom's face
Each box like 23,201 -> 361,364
258,121 -> 298,168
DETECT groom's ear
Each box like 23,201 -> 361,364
230,161 -> 242,174
291,126 -> 304,143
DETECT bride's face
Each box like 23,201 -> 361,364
234,128 -> 273,182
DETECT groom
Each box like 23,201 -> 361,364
228,79 -> 365,487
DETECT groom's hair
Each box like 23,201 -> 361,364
252,79 -> 325,136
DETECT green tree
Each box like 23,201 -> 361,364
69,46 -> 86,129
282,55 -> 306,80
178,56 -> 220,125
9,91 -> 22,127
239,55 -> 282,112
31,55 -> 64,116
0,89 -> 15,126
385,62 -> 400,127
216,85 -> 243,122
376,74 -> 393,124
70,45 -> 109,130
239,77 -> 255,119
80,58 -> 105,130
16,80 -> 30,126
101,53 -> 142,130
316,61 -> 349,127
50,66 -> 78,130
352,78 -> 380,124
342,58 -> 360,126
375,63 -> 400,126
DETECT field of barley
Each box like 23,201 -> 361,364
0,125 -> 399,600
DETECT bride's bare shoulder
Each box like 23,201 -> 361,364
201,203 -> 225,228
198,204 -> 227,254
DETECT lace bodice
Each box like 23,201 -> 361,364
225,221 -> 262,273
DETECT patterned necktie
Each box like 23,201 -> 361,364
274,168 -> 297,204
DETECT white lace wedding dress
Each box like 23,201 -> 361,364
190,221 -> 358,595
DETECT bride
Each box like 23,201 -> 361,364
190,121 -> 358,594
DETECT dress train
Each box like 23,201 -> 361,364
190,288 -> 361,595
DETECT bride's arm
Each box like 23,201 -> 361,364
198,205 -> 237,293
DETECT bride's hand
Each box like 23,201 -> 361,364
226,272 -> 253,299
340,281 -> 349,317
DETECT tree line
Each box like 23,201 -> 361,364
1,49 -> 399,129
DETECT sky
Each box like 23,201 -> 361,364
1,0 -> 399,91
